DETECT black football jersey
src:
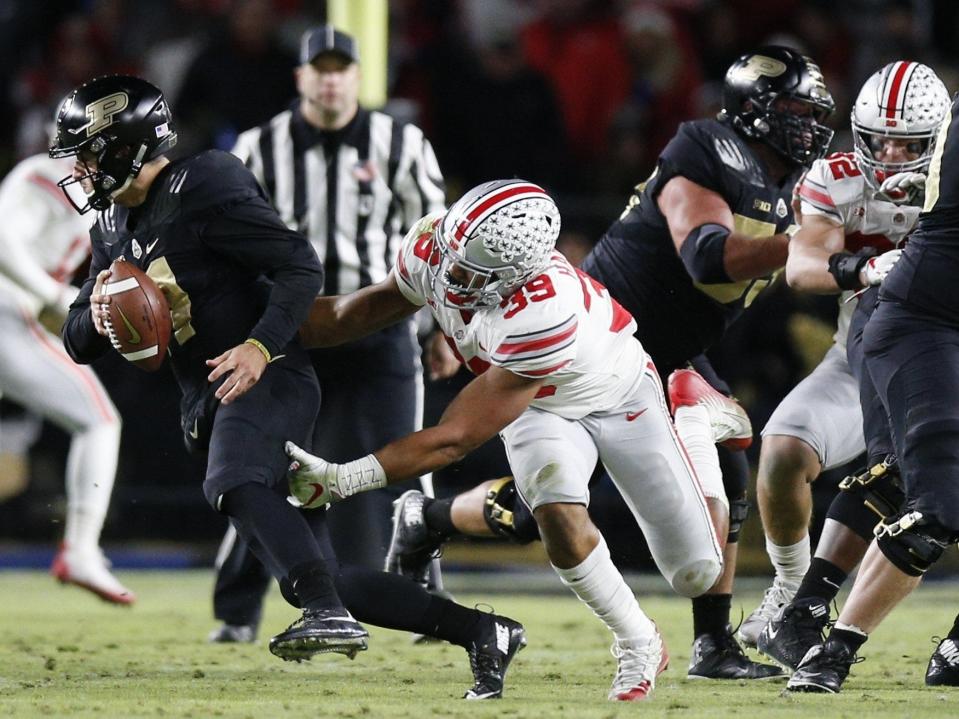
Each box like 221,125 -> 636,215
63,150 -> 323,412
582,118 -> 801,369
882,94 -> 959,323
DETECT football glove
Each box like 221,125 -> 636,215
285,441 -> 387,509
879,172 -> 926,205
860,248 -> 903,286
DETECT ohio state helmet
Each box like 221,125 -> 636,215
431,180 -> 561,309
851,61 -> 950,189
49,75 -> 177,214
720,46 -> 835,167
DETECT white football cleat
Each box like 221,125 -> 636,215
50,544 -> 136,605
738,577 -> 799,648
667,369 -> 753,450
608,629 -> 669,701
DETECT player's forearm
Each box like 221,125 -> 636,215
299,281 -> 417,348
785,247 -> 841,293
374,425 -> 489,484
722,232 -> 790,281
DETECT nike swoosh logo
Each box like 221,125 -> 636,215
189,418 -> 199,439
305,482 -> 327,507
115,305 -> 141,344
145,238 -> 159,254
765,624 -> 780,641
626,409 -> 647,421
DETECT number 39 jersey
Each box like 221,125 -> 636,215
394,214 -> 646,420
797,151 -> 919,347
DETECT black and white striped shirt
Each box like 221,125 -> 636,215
232,102 -> 446,295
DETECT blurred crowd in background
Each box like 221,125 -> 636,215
1,0 -> 957,562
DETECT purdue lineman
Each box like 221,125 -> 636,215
208,25 -> 446,641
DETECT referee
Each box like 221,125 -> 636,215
208,25 -> 447,642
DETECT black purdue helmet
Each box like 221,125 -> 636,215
719,46 -> 835,168
49,75 -> 177,214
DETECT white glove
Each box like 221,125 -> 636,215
879,172 -> 926,204
285,441 -> 387,509
860,248 -> 903,286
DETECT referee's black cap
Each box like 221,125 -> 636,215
300,25 -> 359,65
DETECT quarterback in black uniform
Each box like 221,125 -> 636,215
53,76 -> 526,699
788,91 -> 959,693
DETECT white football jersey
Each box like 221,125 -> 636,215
797,151 -> 919,347
0,154 -> 94,313
394,213 -> 646,420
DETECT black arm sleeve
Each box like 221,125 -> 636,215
62,240 -> 112,364
199,194 -> 324,357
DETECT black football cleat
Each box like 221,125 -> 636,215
208,623 -> 257,643
757,597 -> 831,671
787,638 -> 861,693
926,637 -> 959,686
687,625 -> 784,680
463,615 -> 527,699
385,490 -> 444,587
269,608 -> 369,661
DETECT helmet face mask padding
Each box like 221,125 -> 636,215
850,61 -> 950,190
49,75 -> 178,214
719,46 -> 836,168
430,180 -> 561,310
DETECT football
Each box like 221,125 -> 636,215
102,258 -> 172,372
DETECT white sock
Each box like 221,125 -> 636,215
553,536 -> 656,641
833,621 -> 868,637
64,422 -> 121,552
673,405 -> 726,508
765,535 -> 810,586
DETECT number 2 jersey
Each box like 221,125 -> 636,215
797,151 -> 918,347
582,118 -> 801,370
394,213 -> 646,420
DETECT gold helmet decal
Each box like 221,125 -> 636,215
68,92 -> 129,137
731,55 -> 787,83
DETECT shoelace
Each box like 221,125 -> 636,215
610,640 -> 659,689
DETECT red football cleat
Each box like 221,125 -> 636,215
667,369 -> 753,451
608,628 -> 669,701
51,544 -> 136,605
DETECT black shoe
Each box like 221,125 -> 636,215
926,637 -> 959,686
385,490 -> 444,587
757,597 -> 831,671
268,608 -> 369,662
207,623 -> 257,643
687,625 -> 784,680
787,638 -> 861,693
463,615 -> 527,699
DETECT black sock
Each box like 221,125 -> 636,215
947,614 -> 959,641
289,559 -> 340,610
424,497 -> 458,538
830,627 -> 867,655
796,558 -> 848,603
333,565 -> 483,645
692,593 -> 731,637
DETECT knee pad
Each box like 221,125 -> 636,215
874,510 -> 955,576
727,497 -> 749,544
837,455 -> 905,523
826,489 -> 881,541
670,557 -> 723,598
484,477 -> 540,544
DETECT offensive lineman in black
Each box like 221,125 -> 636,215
581,45 -> 835,680
53,75 -> 525,700
787,91 -> 959,693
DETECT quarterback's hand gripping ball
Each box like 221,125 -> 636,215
103,258 -> 172,371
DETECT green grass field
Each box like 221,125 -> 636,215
1,570 -> 956,718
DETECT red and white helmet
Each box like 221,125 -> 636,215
851,61 -> 950,189
431,179 -> 560,309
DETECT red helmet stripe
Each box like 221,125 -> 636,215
884,61 -> 914,118
453,183 -> 547,242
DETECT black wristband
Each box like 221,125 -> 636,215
827,252 -> 869,290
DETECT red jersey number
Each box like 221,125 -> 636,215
502,275 -> 557,319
